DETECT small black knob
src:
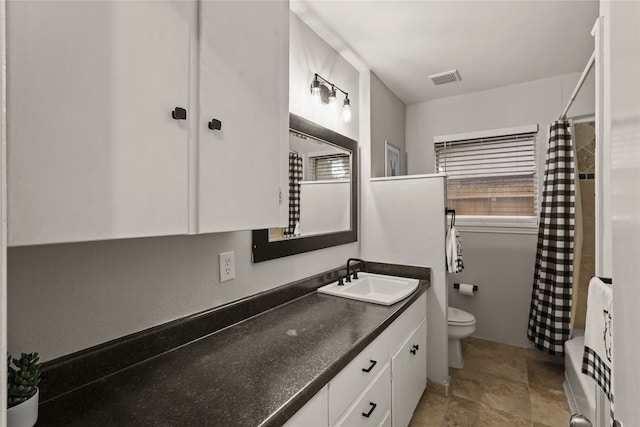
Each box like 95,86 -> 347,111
208,118 -> 222,131
338,277 -> 344,286
172,107 -> 187,120
413,344 -> 419,351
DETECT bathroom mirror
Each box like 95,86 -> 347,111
252,113 -> 358,262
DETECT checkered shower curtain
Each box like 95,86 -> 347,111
527,120 -> 576,356
285,152 -> 303,236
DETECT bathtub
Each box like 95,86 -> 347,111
563,329 -> 597,424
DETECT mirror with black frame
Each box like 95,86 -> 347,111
252,113 -> 358,262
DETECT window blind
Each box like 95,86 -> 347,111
435,132 -> 537,217
310,154 -> 350,181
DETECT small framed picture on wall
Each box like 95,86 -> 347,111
385,141 -> 400,177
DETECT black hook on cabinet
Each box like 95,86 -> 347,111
208,118 -> 222,131
172,107 -> 187,120
445,208 -> 456,227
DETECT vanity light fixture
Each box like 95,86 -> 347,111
310,73 -> 352,122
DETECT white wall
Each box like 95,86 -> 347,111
605,1 -> 640,424
7,10 -> 361,362
370,72 -> 406,177
406,72 -> 595,347
289,13 -> 358,140
447,232 -> 538,346
1,0 -> 7,418
362,175 -> 448,385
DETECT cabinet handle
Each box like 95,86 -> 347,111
362,402 -> 377,418
208,118 -> 222,131
362,359 -> 377,373
172,107 -> 187,120
410,344 -> 419,355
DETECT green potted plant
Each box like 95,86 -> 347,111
7,352 -> 41,427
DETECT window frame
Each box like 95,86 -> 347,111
434,124 -> 540,233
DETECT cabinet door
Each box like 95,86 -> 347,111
198,1 -> 289,232
391,318 -> 427,427
7,1 -> 191,245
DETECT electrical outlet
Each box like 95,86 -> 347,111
219,251 -> 235,282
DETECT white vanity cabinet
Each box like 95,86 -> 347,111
7,0 -> 288,245
325,292 -> 427,427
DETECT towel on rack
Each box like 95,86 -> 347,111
446,225 -> 464,274
582,276 -> 613,402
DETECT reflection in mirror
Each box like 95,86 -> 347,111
269,130 -> 351,241
252,113 -> 358,263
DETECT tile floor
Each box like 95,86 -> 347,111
410,337 -> 571,427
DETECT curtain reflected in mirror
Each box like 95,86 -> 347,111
269,129 -> 352,241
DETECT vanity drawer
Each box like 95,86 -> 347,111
328,326 -> 390,424
334,363 -> 391,427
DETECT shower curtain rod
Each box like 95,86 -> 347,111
559,50 -> 596,120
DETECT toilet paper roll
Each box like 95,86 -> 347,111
459,283 -> 475,296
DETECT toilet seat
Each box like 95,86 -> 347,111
448,307 -> 476,326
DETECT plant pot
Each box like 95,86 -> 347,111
7,388 -> 39,427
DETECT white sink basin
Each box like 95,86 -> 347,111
317,272 -> 419,306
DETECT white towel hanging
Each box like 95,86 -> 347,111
582,276 -> 613,401
446,225 -> 464,274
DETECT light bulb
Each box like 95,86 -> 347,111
342,96 -> 352,122
310,77 -> 321,104
328,86 -> 338,109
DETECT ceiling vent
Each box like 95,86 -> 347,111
429,69 -> 461,85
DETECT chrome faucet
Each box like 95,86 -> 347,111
345,258 -> 365,283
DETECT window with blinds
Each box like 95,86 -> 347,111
309,154 -> 350,181
435,131 -> 537,218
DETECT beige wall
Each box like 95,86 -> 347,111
7,10 -> 361,362
370,72 -> 406,177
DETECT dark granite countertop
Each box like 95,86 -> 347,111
38,276 -> 429,426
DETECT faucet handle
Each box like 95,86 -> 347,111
338,277 -> 345,286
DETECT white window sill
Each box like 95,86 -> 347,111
453,216 -> 539,235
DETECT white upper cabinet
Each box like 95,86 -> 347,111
7,1 -> 192,245
197,0 -> 289,233
7,0 -> 289,245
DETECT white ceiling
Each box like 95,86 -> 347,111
290,0 -> 599,105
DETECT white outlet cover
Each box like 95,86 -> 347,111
219,251 -> 235,282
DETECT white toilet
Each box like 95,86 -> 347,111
448,307 -> 476,368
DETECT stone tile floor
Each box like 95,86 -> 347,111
410,337 -> 571,427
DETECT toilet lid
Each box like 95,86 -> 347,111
448,307 -> 476,325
